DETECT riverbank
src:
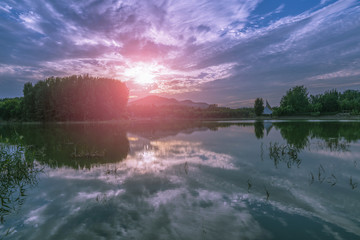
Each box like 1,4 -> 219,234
1,114 -> 360,125
258,115 -> 360,120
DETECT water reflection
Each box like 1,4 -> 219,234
254,121 -> 273,139
0,136 -> 42,226
312,140 -> 350,154
273,121 -> 360,148
268,142 -> 302,168
274,122 -> 310,149
0,121 -> 360,239
0,124 -> 129,169
0,122 -> 254,171
254,121 -> 264,139
260,122 -> 360,193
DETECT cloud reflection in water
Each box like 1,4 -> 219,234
2,122 -> 360,239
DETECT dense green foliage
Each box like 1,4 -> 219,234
0,75 -> 129,121
310,89 -> 341,113
277,86 -> 310,115
22,75 -> 129,121
254,98 -> 264,116
0,98 -> 23,121
274,86 -> 360,116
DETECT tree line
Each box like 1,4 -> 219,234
0,75 -> 129,121
0,74 -> 255,121
254,86 -> 360,116
128,104 -> 254,119
2,77 -> 360,121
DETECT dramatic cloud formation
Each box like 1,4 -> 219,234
0,0 -> 359,106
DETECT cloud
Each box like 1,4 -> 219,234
19,11 -> 44,34
0,2 -> 12,13
0,0 -> 359,106
307,69 -> 360,81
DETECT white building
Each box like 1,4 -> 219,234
263,100 -> 273,115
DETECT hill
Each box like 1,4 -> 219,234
129,95 -> 210,109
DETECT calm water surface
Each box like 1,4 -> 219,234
1,121 -> 360,239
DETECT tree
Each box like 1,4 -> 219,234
21,75 -> 129,121
23,83 -> 36,121
320,89 -> 339,112
339,90 -> 360,112
0,98 -> 23,121
254,98 -> 264,116
280,86 -> 309,114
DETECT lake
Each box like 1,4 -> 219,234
1,120 -> 360,240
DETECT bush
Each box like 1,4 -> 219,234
310,112 -> 320,116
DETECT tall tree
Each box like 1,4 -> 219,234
23,83 -> 36,121
254,98 -> 264,116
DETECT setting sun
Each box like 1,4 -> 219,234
124,63 -> 158,85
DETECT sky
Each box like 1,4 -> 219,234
0,0 -> 360,107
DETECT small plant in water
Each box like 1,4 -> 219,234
264,186 -> 270,201
309,172 -> 315,185
184,161 -> 189,175
318,164 -> 326,183
268,142 -> 301,168
350,176 -> 358,190
247,179 -> 252,192
327,174 -> 337,187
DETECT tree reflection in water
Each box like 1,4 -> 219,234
0,124 -> 130,170
257,121 -> 360,191
0,121 -> 359,239
254,121 -> 264,139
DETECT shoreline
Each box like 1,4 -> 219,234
1,115 -> 360,124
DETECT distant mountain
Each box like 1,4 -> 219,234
129,95 -> 210,109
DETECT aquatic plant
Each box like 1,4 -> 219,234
268,142 -> 302,168
247,179 -> 252,192
0,135 -> 42,225
350,176 -> 358,190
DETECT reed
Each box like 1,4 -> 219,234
0,135 -> 42,225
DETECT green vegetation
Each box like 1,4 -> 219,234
128,104 -> 254,119
278,86 -> 310,115
274,86 -> 360,116
1,75 -> 254,121
1,75 -> 360,121
1,75 -> 129,121
254,98 -> 264,116
268,142 -> 301,168
0,98 -> 23,121
0,135 -> 42,224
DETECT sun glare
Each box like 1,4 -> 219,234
124,63 -> 159,85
